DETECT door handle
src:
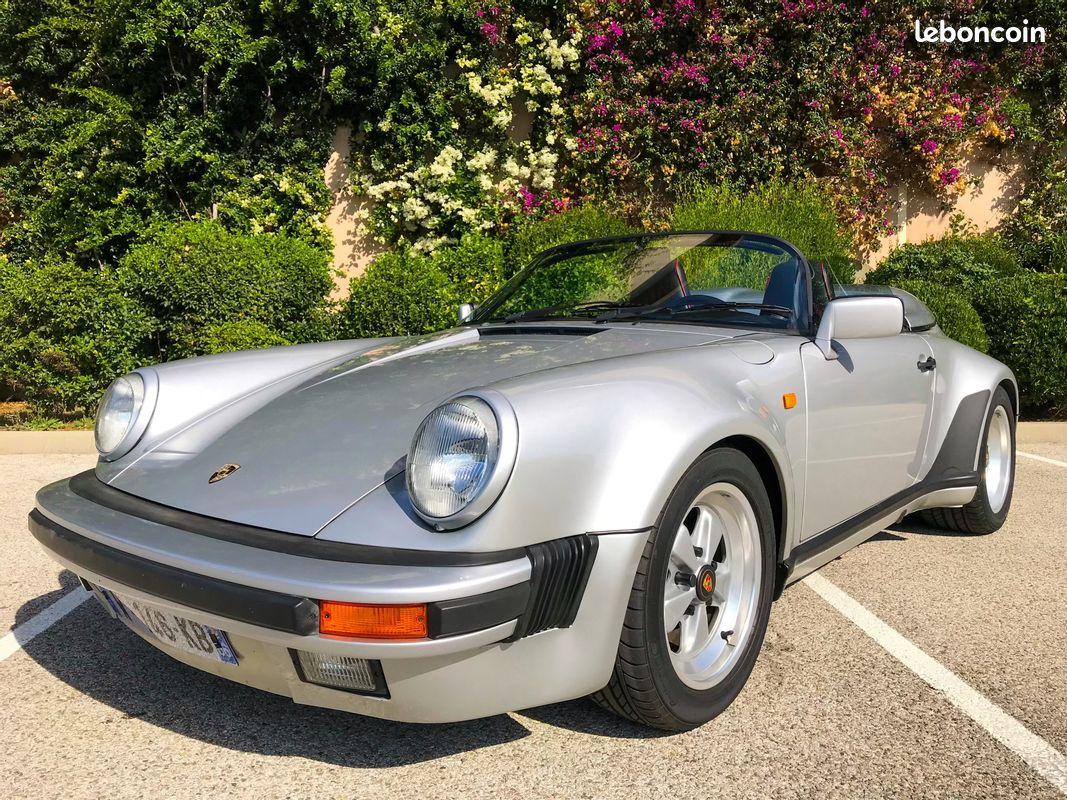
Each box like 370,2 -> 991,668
917,356 -> 936,372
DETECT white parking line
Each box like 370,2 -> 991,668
1019,451 -> 1067,469
0,589 -> 91,662
804,572 -> 1067,796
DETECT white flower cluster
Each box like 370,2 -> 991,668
462,21 -> 581,123
499,144 -> 558,191
355,20 -> 582,250
361,143 -> 503,250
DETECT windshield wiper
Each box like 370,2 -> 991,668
597,300 -> 794,323
503,300 -> 633,323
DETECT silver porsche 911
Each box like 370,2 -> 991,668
30,231 -> 1018,731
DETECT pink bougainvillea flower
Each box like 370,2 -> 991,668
921,139 -> 938,154
943,113 -> 964,131
939,167 -> 962,185
517,186 -> 539,211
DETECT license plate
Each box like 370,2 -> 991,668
99,587 -> 238,665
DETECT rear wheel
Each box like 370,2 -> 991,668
591,448 -> 775,731
921,386 -> 1015,535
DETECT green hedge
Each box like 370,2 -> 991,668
433,232 -> 505,306
340,232 -> 507,340
119,221 -> 332,359
189,321 -> 291,355
340,250 -> 459,339
866,234 -> 1019,298
892,279 -> 989,353
872,235 -> 1067,417
672,182 -> 858,284
973,272 -> 1067,416
342,212 -> 634,339
0,257 -> 155,414
505,206 -> 635,276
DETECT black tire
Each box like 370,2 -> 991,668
920,386 -> 1016,535
591,447 -> 776,731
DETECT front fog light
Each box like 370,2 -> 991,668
292,650 -> 387,695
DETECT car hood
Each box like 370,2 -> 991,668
106,325 -> 745,534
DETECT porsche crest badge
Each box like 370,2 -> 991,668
208,463 -> 241,484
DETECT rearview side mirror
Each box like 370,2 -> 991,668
457,303 -> 477,323
814,296 -> 904,360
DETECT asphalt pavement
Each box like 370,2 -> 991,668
1,446 -> 1064,799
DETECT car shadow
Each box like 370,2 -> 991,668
863,530 -> 907,544
518,700 -> 673,739
18,573 -> 667,763
855,517 -> 983,548
17,572 -> 538,767
889,516 -> 988,538
12,569 -> 83,626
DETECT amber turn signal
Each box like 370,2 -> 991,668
782,392 -> 797,410
319,600 -> 428,639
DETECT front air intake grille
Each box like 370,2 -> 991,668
510,534 -> 598,640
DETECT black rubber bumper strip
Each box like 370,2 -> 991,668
67,470 -> 527,568
787,474 -> 978,566
29,508 -> 320,635
30,508 -> 536,640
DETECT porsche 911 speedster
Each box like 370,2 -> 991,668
30,231 -> 1017,730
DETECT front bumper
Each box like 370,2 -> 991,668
31,472 -> 647,722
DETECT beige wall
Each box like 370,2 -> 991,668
323,126 -> 385,300
862,152 -> 1025,275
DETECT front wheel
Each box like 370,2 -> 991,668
921,386 -> 1016,535
591,448 -> 775,731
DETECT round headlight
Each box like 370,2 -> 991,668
407,393 -> 517,528
95,373 -> 146,459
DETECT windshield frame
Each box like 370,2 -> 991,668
468,230 -> 815,335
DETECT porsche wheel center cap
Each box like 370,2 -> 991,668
695,566 -> 716,602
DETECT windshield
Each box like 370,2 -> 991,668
471,232 -> 808,332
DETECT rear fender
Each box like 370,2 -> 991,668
923,333 -> 1018,481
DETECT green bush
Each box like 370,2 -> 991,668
491,206 -> 636,313
183,321 -> 291,355
119,221 -> 331,359
973,272 -> 1067,417
0,257 -> 155,414
339,231 -> 508,339
505,205 -> 635,275
892,279 -> 989,353
867,234 -> 1019,298
671,182 -> 858,283
433,232 -> 505,304
340,249 -> 457,339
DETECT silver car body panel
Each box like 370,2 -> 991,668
31,249 -> 1018,723
102,325 -> 741,535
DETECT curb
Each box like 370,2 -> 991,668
1016,421 -> 1067,445
0,431 -> 96,454
1,421 -> 1064,454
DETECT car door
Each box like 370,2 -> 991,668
799,330 -> 937,540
